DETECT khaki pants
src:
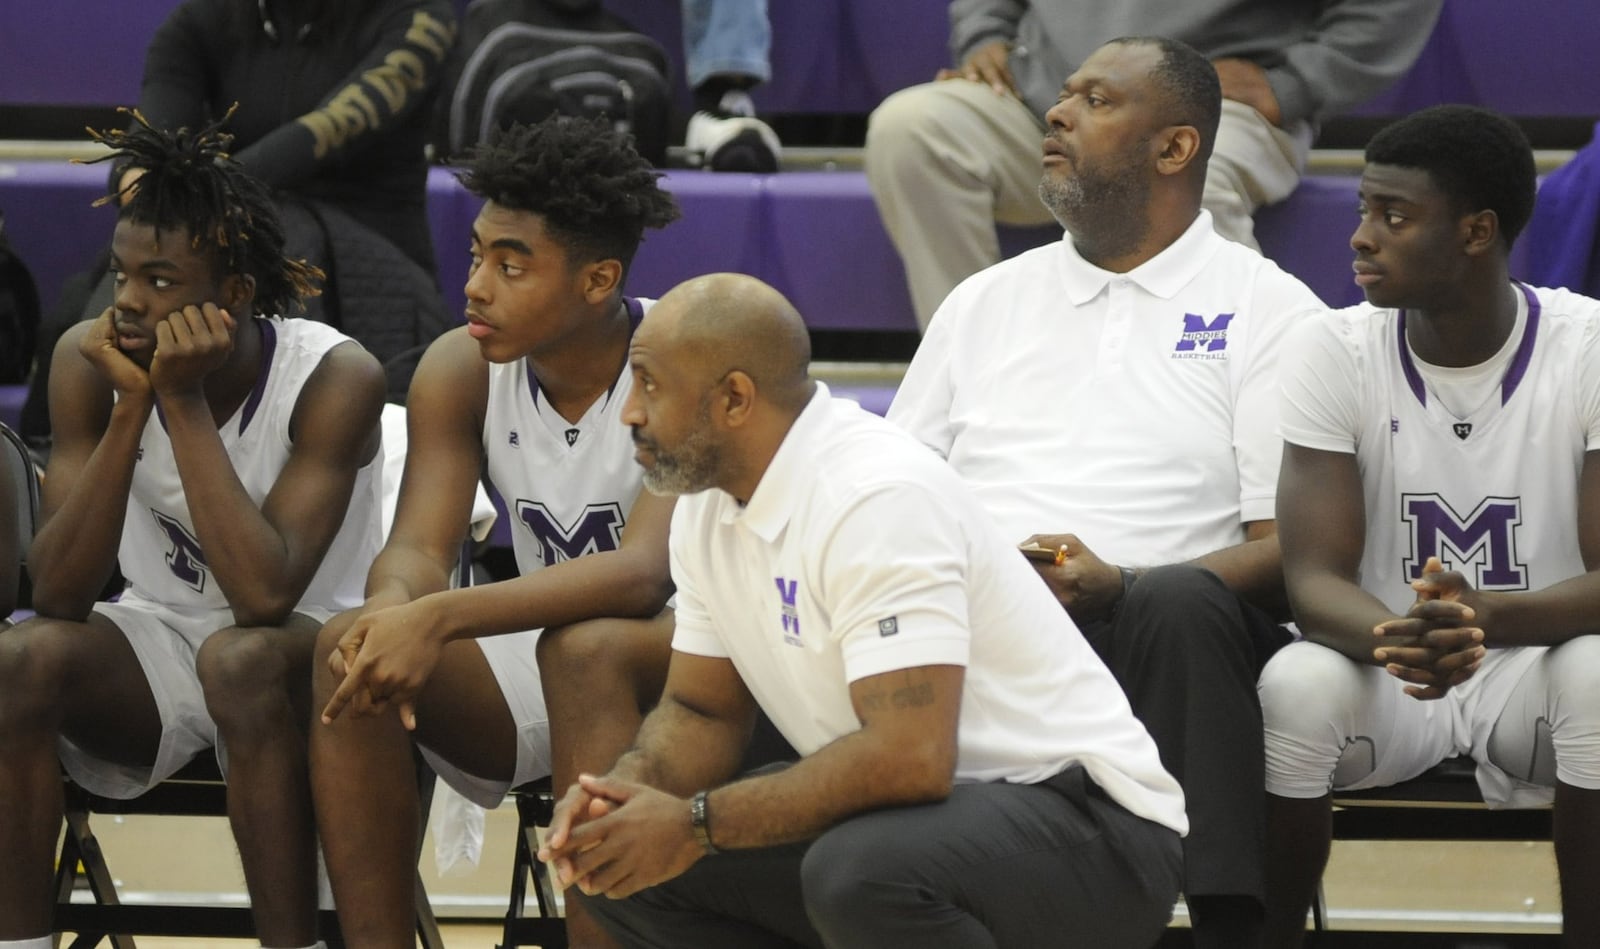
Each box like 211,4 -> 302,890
865,79 -> 1311,328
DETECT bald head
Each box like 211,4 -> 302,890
646,273 -> 813,410
624,274 -> 818,500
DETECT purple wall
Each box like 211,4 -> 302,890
4,0 -> 1597,118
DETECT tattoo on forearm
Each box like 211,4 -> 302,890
892,681 -> 935,708
860,679 -> 936,711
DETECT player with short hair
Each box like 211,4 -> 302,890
0,113 -> 387,949
310,115 -> 681,949
1261,104 -> 1600,947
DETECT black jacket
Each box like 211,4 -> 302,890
138,0 -> 458,275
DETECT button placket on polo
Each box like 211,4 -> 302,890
1099,275 -> 1133,373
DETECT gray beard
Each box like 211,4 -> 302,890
638,433 -> 722,497
1037,157 -> 1152,263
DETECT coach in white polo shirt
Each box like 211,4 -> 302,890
539,273 -> 1187,949
887,36 -> 1324,948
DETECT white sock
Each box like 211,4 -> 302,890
0,938 -> 54,949
265,942 -> 326,949
717,89 -> 757,118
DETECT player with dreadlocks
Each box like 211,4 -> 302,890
309,114 -> 684,949
0,113 -> 387,949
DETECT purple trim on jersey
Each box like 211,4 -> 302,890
1395,314 -> 1429,406
1395,284 -> 1542,409
523,298 -> 645,409
237,319 -> 278,435
524,357 -> 541,408
1500,283 -> 1542,405
151,318 -> 279,435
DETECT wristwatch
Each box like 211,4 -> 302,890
690,790 -> 718,855
1110,565 -> 1140,616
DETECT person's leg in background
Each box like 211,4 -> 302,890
867,86 -> 1314,332
864,80 -> 1056,331
682,0 -> 780,172
1202,100 -> 1310,251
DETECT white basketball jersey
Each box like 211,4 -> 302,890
119,318 -> 383,616
1347,284 -> 1596,613
482,298 -> 650,576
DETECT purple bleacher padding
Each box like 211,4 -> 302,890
0,1 -> 173,107
1254,176 -> 1366,309
1255,174 -> 1533,310
0,385 -> 27,432
427,166 -> 480,324
626,171 -> 768,299
0,160 -> 119,318
0,159 -> 1559,345
845,1 -> 951,106
428,167 -> 768,320
1346,0 -> 1598,118
760,172 -> 917,331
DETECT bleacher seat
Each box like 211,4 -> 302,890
0,158 -> 1548,345
6,0 -> 1597,130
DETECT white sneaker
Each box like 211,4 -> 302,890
686,91 -> 781,172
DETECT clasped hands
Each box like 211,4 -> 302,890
319,599 -> 447,729
536,774 -> 705,900
1374,556 -> 1491,700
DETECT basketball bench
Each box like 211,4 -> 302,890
1309,755 -> 1556,947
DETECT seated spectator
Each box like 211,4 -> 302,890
137,0 -> 457,277
310,115 -> 680,949
864,0 -> 1443,329
1260,104 -> 1600,947
682,0 -> 781,172
884,37 -> 1326,949
540,272 -> 1187,948
0,115 -> 386,949
22,0 -> 459,453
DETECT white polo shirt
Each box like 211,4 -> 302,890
889,212 -> 1324,567
669,386 -> 1187,834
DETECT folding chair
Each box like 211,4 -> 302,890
54,756 -> 445,949
499,779 -> 567,949
39,406 -> 449,949
1,420 -> 37,622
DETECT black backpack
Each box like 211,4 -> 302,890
434,0 -> 672,165
0,210 -> 40,385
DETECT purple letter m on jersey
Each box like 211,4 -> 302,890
1402,494 -> 1527,590
517,501 -> 625,566
1175,313 -> 1235,353
153,511 -> 209,593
